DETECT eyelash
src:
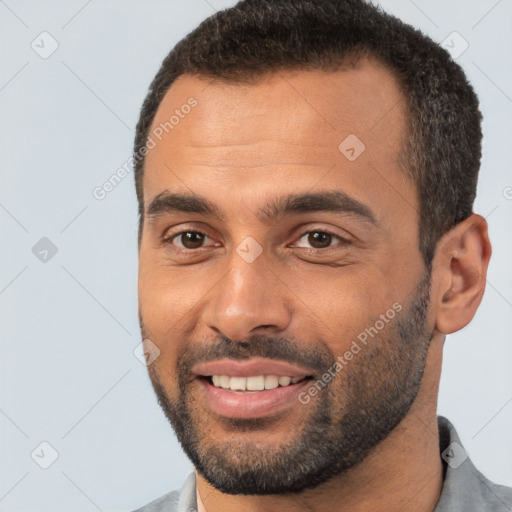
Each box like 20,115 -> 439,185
162,228 -> 350,254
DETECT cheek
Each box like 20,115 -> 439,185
138,257 -> 223,367
139,247 -> 200,315
138,265 -> 190,358
289,266 -> 401,351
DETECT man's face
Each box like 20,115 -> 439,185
138,60 -> 435,494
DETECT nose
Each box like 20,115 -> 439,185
202,250 -> 292,341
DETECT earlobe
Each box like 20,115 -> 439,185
433,214 -> 492,335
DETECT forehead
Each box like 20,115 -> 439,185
143,58 -> 412,223
149,58 -> 405,149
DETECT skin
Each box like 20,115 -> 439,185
137,57 -> 491,512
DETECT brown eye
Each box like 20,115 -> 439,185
307,232 -> 332,249
162,228 -> 220,254
178,232 -> 206,249
293,230 -> 348,250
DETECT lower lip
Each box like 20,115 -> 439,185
198,378 -> 311,418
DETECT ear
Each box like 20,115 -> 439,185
432,214 -> 492,334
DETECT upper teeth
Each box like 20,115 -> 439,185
211,375 -> 303,391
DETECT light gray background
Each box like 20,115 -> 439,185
1,1 -> 511,511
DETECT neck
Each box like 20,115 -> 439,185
196,337 -> 445,512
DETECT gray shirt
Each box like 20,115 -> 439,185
131,416 -> 512,511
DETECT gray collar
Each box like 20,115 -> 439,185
434,416 -> 511,510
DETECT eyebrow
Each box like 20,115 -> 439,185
146,190 -> 378,226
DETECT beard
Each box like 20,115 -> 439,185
140,269 -> 433,495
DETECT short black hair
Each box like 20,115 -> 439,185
133,0 -> 482,266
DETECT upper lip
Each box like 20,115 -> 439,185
192,357 -> 313,378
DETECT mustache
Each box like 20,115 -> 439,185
139,312 -> 336,375
177,334 -> 336,375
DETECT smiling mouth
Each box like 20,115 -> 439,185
200,374 -> 313,392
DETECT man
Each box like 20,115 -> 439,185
131,0 -> 512,511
